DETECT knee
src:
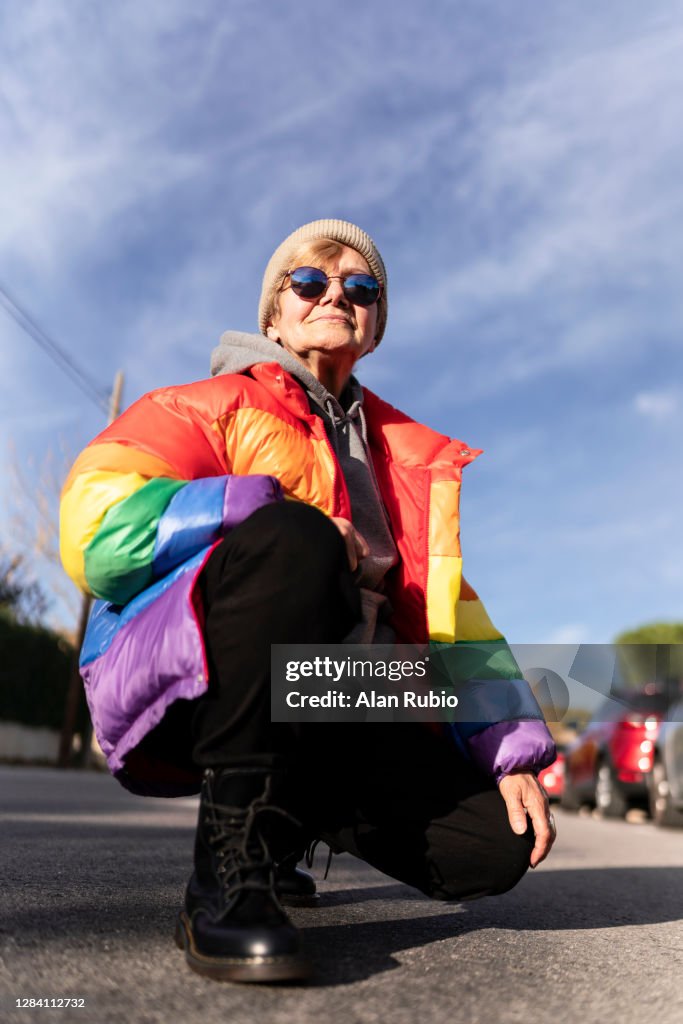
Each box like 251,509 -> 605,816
215,500 -> 346,578
204,500 -> 358,617
477,827 -> 532,897
200,500 -> 360,639
263,501 -> 342,554
427,813 -> 533,902
430,844 -> 530,902
245,501 -> 346,576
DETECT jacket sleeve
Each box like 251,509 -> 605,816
448,674 -> 557,782
465,719 -> 556,782
59,384 -> 283,605
433,579 -> 556,781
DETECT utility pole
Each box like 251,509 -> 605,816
58,370 -> 125,768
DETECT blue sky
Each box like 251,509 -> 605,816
1,0 -> 682,643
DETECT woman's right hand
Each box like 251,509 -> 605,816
330,517 -> 369,572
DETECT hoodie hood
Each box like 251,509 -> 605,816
210,330 -> 365,436
211,329 -> 308,382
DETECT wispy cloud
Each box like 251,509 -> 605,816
634,389 -> 679,420
0,5 -> 216,273
542,625 -> 591,645
392,18 -> 683,400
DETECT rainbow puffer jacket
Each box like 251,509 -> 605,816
60,361 -> 555,794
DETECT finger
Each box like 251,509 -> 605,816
527,795 -> 555,868
345,533 -> 359,571
502,786 -> 529,836
530,811 -> 555,867
331,518 -> 359,570
354,530 -> 370,559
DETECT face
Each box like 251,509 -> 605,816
266,245 -> 378,365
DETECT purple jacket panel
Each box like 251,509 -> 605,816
467,720 -> 557,782
222,474 -> 283,529
81,555 -> 210,776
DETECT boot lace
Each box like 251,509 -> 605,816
304,838 -> 334,880
204,787 -> 301,902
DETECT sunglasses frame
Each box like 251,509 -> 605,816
281,266 -> 382,308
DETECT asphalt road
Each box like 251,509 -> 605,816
1,765 -> 682,1024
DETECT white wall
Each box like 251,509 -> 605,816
0,722 -> 60,763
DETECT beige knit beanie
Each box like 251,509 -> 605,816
258,218 -> 388,344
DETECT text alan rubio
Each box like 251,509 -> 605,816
285,689 -> 459,710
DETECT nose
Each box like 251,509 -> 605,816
320,276 -> 349,307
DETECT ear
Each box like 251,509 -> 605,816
266,324 -> 280,342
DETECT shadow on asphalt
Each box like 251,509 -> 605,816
294,867 -> 683,985
3,867 -> 682,987
316,866 -> 683,922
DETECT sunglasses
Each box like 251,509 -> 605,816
282,266 -> 382,307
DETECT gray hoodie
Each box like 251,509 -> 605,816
210,331 -> 398,642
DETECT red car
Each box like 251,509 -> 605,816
560,689 -> 667,818
539,750 -> 565,801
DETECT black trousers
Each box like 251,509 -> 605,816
189,501 -> 533,901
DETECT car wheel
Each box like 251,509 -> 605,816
648,758 -> 683,829
595,762 -> 628,819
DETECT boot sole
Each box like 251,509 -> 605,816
174,912 -> 312,984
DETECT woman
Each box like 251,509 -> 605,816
60,219 -> 556,984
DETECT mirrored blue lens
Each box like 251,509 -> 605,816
342,274 -> 380,306
288,267 -> 380,306
289,267 -> 327,297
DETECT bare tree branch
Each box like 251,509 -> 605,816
6,438 -> 81,627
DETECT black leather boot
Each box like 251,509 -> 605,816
174,766 -> 311,983
275,854 -> 319,907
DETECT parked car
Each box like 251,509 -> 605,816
560,689 -> 669,818
539,749 -> 565,802
649,698 -> 683,828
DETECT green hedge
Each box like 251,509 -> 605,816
0,612 -> 88,731
614,622 -> 683,689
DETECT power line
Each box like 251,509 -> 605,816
0,280 -> 111,415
